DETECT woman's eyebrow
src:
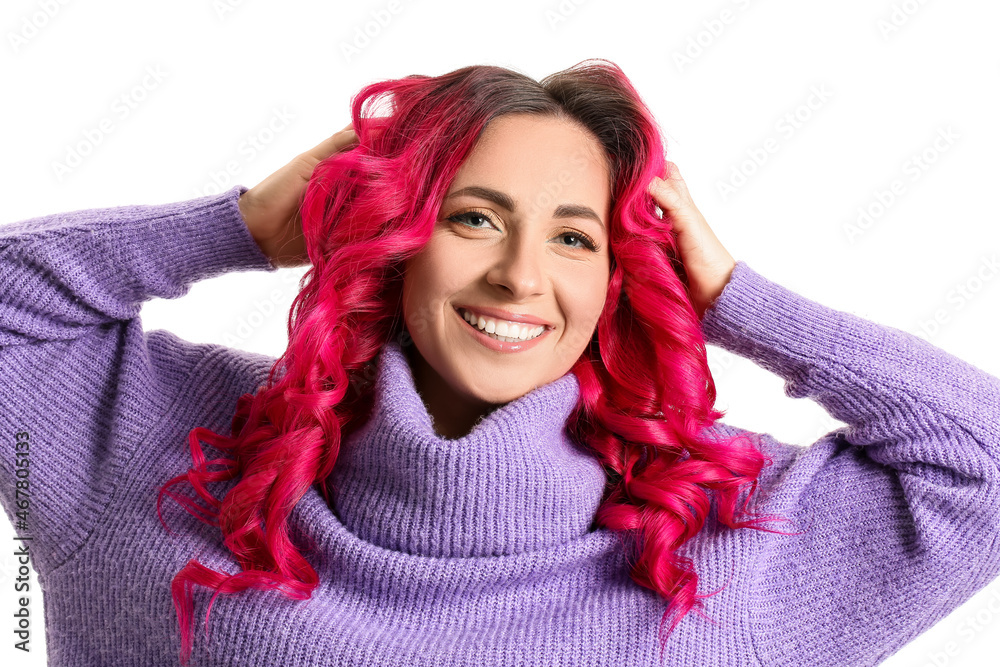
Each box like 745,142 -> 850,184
445,185 -> 606,232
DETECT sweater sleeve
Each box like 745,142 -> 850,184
0,184 -> 277,572
699,261 -> 1000,667
0,184 -> 275,345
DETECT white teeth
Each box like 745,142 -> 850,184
461,309 -> 545,342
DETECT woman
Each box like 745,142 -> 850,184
1,60 -> 998,667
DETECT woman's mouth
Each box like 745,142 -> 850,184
454,307 -> 551,353
458,307 -> 547,342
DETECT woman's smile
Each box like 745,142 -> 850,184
455,305 -> 552,352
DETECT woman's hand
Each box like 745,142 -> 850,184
238,123 -> 359,268
647,161 -> 736,320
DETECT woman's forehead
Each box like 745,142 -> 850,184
449,115 -> 612,227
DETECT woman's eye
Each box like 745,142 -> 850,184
447,211 -> 494,229
558,232 -> 597,251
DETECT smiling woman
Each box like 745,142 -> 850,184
401,114 -> 613,437
1,58 -> 999,667
166,59 -> 785,664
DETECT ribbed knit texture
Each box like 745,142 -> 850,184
1,184 -> 998,666
329,340 -> 607,558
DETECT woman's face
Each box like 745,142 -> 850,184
401,113 -> 613,438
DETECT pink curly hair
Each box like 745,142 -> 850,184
158,58 -> 791,665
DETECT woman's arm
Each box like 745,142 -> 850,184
0,128 -> 357,574
0,184 -> 276,572
0,125 -> 357,345
647,162 -> 1000,664
702,261 -> 1000,665
0,185 -> 275,346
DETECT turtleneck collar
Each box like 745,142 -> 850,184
326,339 -> 608,558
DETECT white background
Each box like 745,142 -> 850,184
1,0 -> 998,665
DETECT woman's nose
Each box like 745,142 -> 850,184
486,235 -> 546,299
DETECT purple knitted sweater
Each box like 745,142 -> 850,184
1,185 -> 998,666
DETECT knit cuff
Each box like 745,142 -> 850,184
147,184 -> 277,279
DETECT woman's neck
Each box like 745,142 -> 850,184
403,341 -> 501,440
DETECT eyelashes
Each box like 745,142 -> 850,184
445,208 -> 602,253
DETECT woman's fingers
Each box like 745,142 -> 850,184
302,123 -> 358,165
240,122 -> 360,268
647,161 -> 736,319
288,123 -> 359,183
